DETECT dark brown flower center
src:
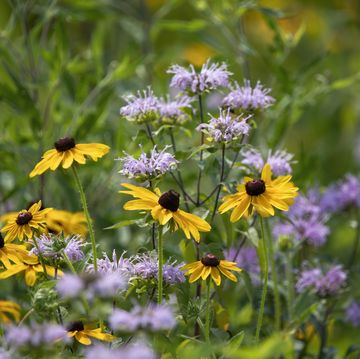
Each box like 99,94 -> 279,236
245,179 -> 266,196
158,190 -> 180,212
67,321 -> 84,332
54,137 -> 76,152
16,211 -> 33,225
201,254 -> 220,267
0,233 -> 4,248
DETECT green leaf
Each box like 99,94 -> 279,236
223,331 -> 245,356
104,219 -> 140,230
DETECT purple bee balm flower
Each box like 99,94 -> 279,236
56,273 -> 84,298
240,148 -> 294,176
84,342 -> 155,359
110,304 -> 176,332
273,194 -> 329,247
133,252 -> 185,285
222,80 -> 275,111
158,95 -> 193,124
120,87 -> 160,123
91,271 -> 128,297
296,265 -> 347,296
197,108 -> 251,143
29,234 -> 84,262
87,250 -> 134,277
320,174 -> 360,214
119,146 -> 178,180
167,59 -> 232,94
5,324 -> 69,347
346,301 -> 360,327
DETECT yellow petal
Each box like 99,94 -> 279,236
261,163 -> 272,183
25,267 -> 37,286
218,266 -> 238,282
62,151 -> 74,169
75,332 -> 92,345
189,264 -> 205,283
124,199 -> 156,211
120,183 -> 159,202
211,267 -> 221,286
230,196 -> 251,222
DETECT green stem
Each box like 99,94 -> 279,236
157,225 -> 163,304
62,250 -> 77,274
72,165 -> 97,272
266,221 -> 281,331
285,252 -> 294,323
255,217 -> 269,342
205,279 -> 211,343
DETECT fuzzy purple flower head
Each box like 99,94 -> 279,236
158,95 -> 193,124
273,194 -> 329,247
29,234 -> 85,263
197,108 -> 251,143
346,301 -> 360,327
118,146 -> 178,180
320,174 -> 360,214
110,304 -> 176,332
240,148 -> 294,177
120,87 -> 160,123
167,59 -> 232,94
222,80 -> 275,111
296,265 -> 347,297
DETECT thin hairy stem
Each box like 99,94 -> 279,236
205,279 -> 211,343
157,225 -> 163,304
211,143 -> 226,222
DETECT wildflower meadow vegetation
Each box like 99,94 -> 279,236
1,1 -> 360,358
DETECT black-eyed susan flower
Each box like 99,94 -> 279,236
120,184 -> 211,242
218,163 -> 298,222
29,137 -> 110,178
46,209 -> 87,237
0,255 -> 61,286
0,201 -> 52,242
0,233 -> 31,268
182,254 -> 241,286
67,321 -> 115,346
0,300 -> 21,323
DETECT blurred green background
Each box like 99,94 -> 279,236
1,0 -> 360,242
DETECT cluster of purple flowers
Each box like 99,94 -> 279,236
120,87 -> 160,123
119,146 -> 178,180
110,304 -> 176,332
56,271 -> 128,299
197,108 -> 251,143
132,252 -> 185,285
30,234 -> 85,262
273,194 -> 329,247
240,148 -> 294,176
296,265 -> 347,296
222,80 -> 275,111
167,60 -> 231,94
85,341 -> 155,359
158,95 -> 193,124
225,246 -> 260,285
5,324 -> 69,348
345,301 -> 360,327
320,174 -> 360,214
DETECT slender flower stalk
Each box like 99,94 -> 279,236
72,166 -> 97,272
211,143 -> 226,221
157,225 -> 163,304
285,252 -> 294,323
205,279 -> 211,343
255,217 -> 268,342
265,221 -> 281,331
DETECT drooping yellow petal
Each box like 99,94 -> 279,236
230,196 -> 251,222
75,332 -> 92,345
189,264 -> 206,283
211,267 -> 221,286
25,267 -> 37,286
218,266 -> 238,282
124,199 -> 156,211
261,163 -> 272,183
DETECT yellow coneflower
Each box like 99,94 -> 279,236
182,254 -> 241,286
120,183 -> 211,242
67,322 -> 115,346
46,209 -> 87,237
0,233 -> 32,268
0,300 -> 21,323
218,163 -> 298,222
29,137 -> 110,178
0,255 -> 61,286
0,201 -> 52,242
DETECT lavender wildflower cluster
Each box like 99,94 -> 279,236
222,80 -> 275,111
119,146 -> 178,180
241,148 -> 294,176
5,324 -> 69,348
110,304 -> 176,332
30,234 -> 85,263
345,301 -> 360,327
197,108 -> 251,143
167,59 -> 232,94
296,265 -> 347,296
273,194 -> 330,247
158,95 -> 193,124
